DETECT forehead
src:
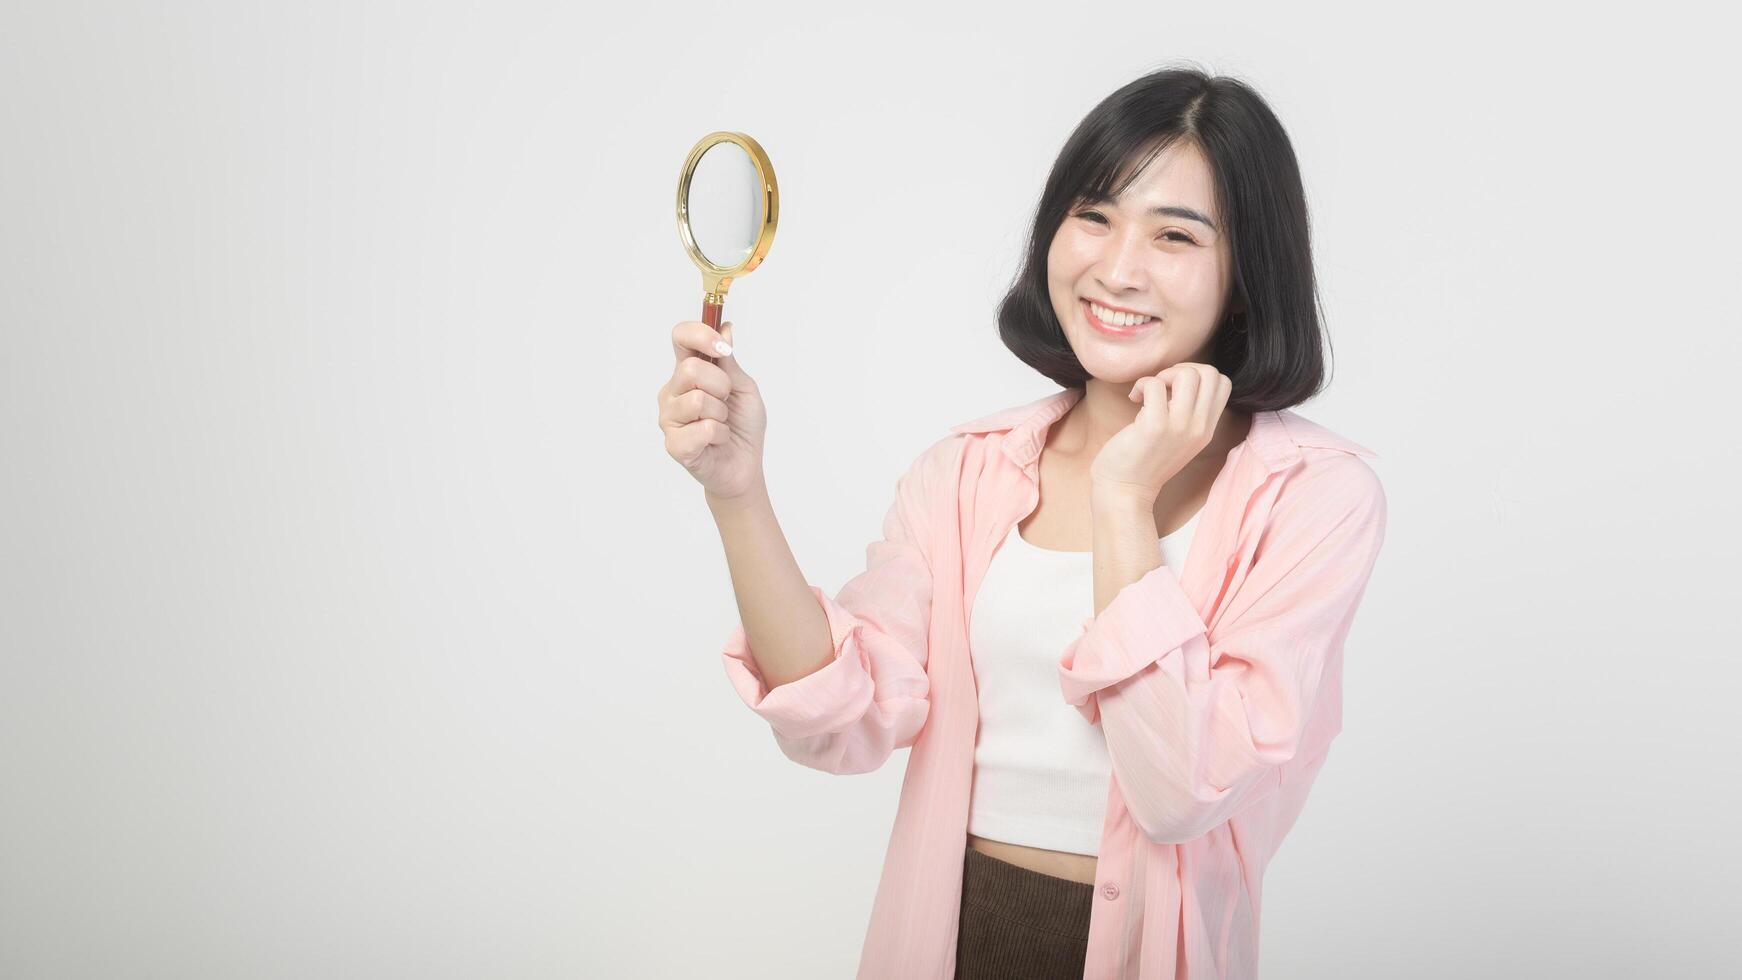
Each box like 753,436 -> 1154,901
1095,141 -> 1218,213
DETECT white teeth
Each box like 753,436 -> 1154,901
1088,301 -> 1155,327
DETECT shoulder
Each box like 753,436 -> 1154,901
1269,411 -> 1386,526
1265,459 -> 1386,574
1273,408 -> 1380,461
893,430 -> 970,496
918,430 -> 970,475
1247,451 -> 1386,581
1290,452 -> 1385,518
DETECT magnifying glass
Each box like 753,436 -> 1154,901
675,131 -> 779,365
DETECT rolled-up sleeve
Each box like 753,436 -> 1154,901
721,435 -> 958,775
1058,456 -> 1387,843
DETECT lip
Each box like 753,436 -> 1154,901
1082,298 -> 1158,337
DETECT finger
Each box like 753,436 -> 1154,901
667,418 -> 717,463
670,413 -> 733,461
713,321 -> 746,380
670,319 -> 733,366
1183,365 -> 1218,428
1165,367 -> 1200,420
1133,375 -> 1170,424
660,358 -> 729,432
667,355 -> 732,407
667,387 -> 728,428
1128,374 -> 1155,404
1129,363 -> 1188,403
1198,369 -> 1230,427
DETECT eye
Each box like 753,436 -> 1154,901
1074,210 -> 1196,245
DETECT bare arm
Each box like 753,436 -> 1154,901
1090,486 -> 1162,616
706,484 -> 834,691
667,318 -> 935,774
712,438 -> 942,774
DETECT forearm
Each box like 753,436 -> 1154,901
1090,487 -> 1162,617
706,485 -> 835,690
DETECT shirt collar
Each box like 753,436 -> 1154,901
948,387 -> 1377,480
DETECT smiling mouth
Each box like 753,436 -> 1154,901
1081,298 -> 1158,335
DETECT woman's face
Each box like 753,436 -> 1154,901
1046,140 -> 1236,384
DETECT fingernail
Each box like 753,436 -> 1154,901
714,340 -> 733,356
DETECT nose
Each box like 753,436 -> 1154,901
1093,225 -> 1148,293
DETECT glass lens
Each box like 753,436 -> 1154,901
686,142 -> 763,269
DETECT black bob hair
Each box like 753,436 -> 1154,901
997,65 -> 1334,413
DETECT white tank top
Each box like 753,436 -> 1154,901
966,509 -> 1202,856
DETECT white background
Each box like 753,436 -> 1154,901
2,2 -> 1737,977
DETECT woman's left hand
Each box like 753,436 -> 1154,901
1088,363 -> 1233,505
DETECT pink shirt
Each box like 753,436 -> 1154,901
722,386 -> 1387,979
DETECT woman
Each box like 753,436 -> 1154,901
659,66 -> 1387,980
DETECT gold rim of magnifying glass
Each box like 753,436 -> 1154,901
676,131 -> 779,304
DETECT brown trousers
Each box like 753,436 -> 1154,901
954,846 -> 1094,979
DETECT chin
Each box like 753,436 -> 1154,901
1075,354 -> 1171,384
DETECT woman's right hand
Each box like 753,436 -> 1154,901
660,319 -> 768,502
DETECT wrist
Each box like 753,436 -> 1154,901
1090,481 -> 1157,513
705,482 -> 772,517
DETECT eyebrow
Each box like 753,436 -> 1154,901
1079,190 -> 1218,232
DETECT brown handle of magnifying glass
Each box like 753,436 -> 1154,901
701,298 -> 724,365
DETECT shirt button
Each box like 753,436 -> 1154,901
1100,883 -> 1120,900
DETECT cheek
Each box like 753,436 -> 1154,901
1168,255 -> 1228,306
1048,229 -> 1094,276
